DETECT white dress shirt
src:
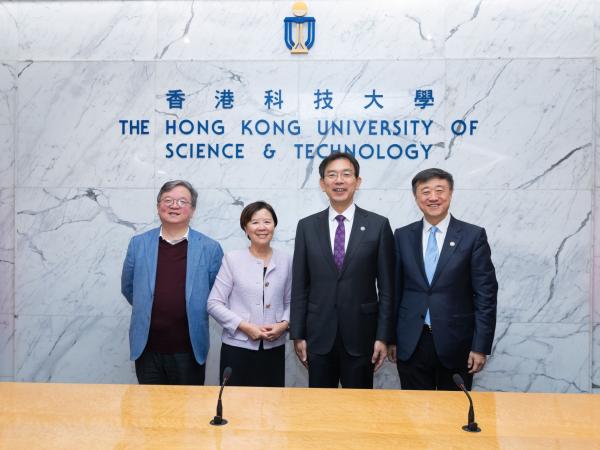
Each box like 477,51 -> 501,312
160,226 -> 189,245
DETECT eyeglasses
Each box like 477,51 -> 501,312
325,170 -> 355,181
160,198 -> 192,207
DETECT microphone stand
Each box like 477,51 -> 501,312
210,367 -> 232,426
453,373 -> 481,433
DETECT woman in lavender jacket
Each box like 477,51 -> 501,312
208,201 -> 291,387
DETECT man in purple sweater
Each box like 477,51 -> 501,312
121,180 -> 223,385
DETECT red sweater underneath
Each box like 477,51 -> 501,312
146,238 -> 193,354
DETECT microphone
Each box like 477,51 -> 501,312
452,373 -> 481,433
210,367 -> 232,426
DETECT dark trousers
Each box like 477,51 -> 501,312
308,333 -> 374,389
397,326 -> 472,391
220,342 -> 285,387
135,351 -> 205,385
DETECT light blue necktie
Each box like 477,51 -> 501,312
424,226 -> 439,325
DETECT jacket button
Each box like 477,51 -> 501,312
265,304 -> 271,309
265,281 -> 270,287
419,314 -> 425,319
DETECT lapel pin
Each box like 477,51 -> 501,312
360,226 -> 366,231
449,241 -> 455,247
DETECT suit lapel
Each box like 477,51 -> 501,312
145,228 -> 160,296
411,221 -> 429,287
340,206 -> 368,276
186,230 -> 201,306
431,216 -> 462,287
316,209 -> 338,274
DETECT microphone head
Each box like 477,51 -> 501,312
452,373 -> 465,387
223,367 -> 232,379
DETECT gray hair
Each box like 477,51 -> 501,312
157,180 -> 198,208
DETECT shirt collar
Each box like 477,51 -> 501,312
423,213 -> 451,234
160,226 -> 189,245
329,203 -> 356,222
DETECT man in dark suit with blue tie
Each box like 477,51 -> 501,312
290,153 -> 395,389
388,168 -> 497,390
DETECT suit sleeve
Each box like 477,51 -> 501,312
470,228 -> 498,355
375,218 -> 395,343
208,242 -> 224,291
281,255 -> 292,323
389,229 -> 404,345
207,254 -> 243,334
290,220 -> 309,340
121,237 -> 135,305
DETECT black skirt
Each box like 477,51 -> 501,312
219,341 -> 285,387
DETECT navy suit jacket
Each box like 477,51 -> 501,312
290,206 -> 395,356
394,216 -> 497,369
121,227 -> 223,364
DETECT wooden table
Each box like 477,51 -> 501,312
0,382 -> 598,449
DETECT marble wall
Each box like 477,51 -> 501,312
0,0 -> 597,392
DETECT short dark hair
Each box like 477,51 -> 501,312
411,168 -> 454,195
157,180 -> 198,208
240,201 -> 278,231
318,153 -> 360,179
